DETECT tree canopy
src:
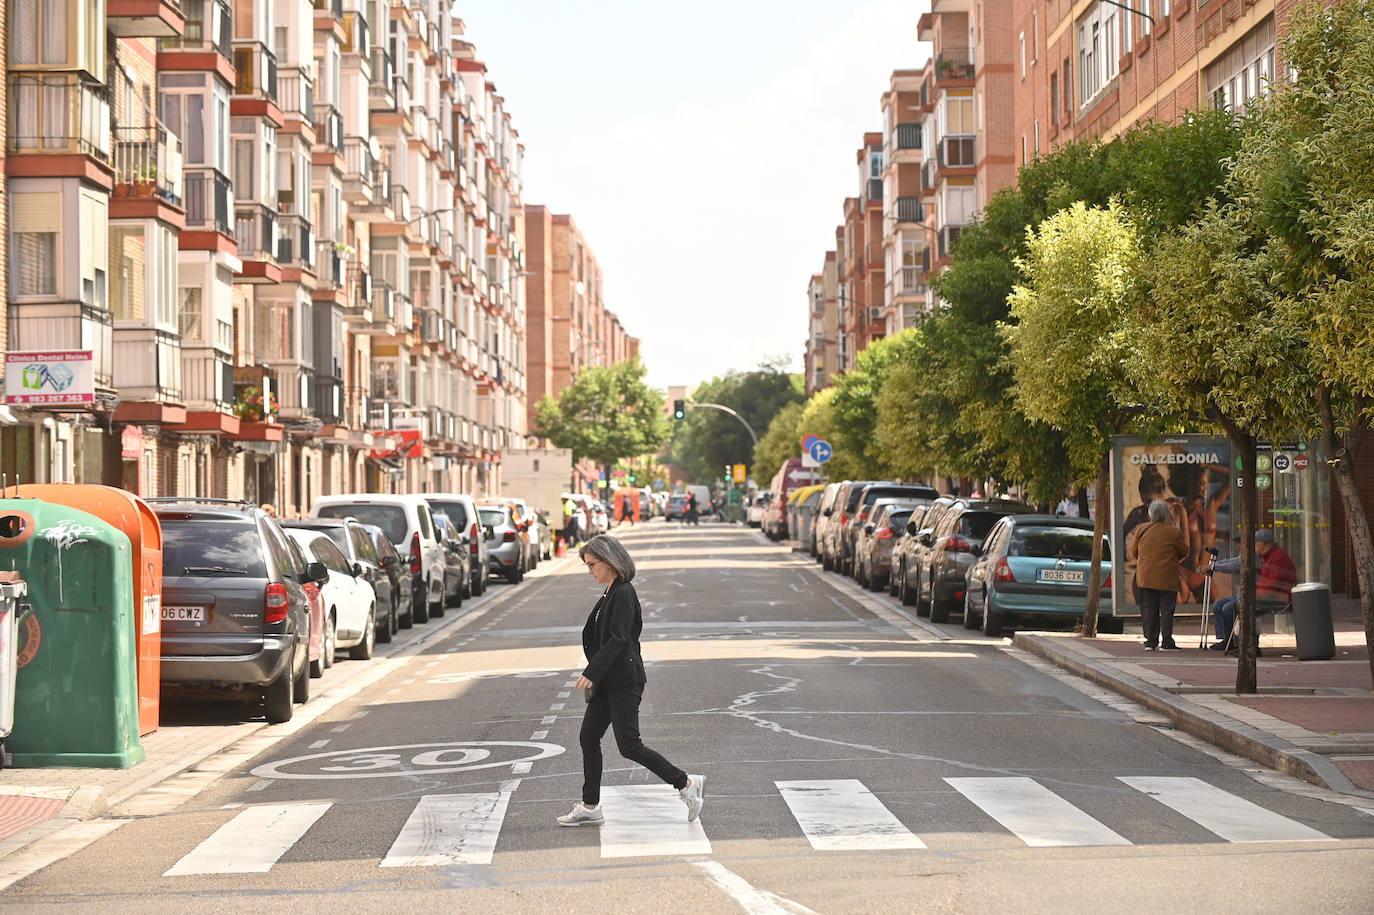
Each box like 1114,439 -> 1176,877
532,355 -> 668,475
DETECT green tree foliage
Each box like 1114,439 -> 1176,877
533,355 -> 669,485
753,402 -> 805,482
797,387 -> 864,481
1222,0 -> 1374,686
830,330 -> 924,477
665,367 -> 804,482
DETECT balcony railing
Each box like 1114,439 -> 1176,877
8,75 -> 111,161
161,0 -> 230,57
276,214 -> 315,270
235,204 -> 278,262
316,241 -> 346,289
182,349 -> 235,409
184,168 -> 234,235
341,11 -> 371,58
897,266 -> 926,296
935,47 -> 975,81
370,47 -> 395,93
865,177 -> 883,204
312,0 -> 343,20
342,136 -> 374,187
895,196 -> 924,223
277,68 -> 314,122
233,42 -> 279,103
112,123 -> 183,204
390,184 -> 410,223
938,135 -> 976,168
315,105 -> 343,151
314,375 -> 345,424
938,225 -> 964,259
895,123 -> 922,149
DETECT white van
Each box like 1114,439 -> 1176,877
311,494 -> 447,626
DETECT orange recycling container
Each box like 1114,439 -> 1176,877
16,484 -> 163,735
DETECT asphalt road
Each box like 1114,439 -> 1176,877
7,521 -> 1374,913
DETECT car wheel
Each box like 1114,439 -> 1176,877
323,613 -> 336,669
475,571 -> 487,596
899,563 -> 918,607
293,646 -> 310,705
507,562 -> 522,585
431,595 -> 445,618
915,568 -> 932,617
413,592 -> 430,625
870,570 -> 884,593
888,569 -> 900,597
1097,615 -> 1125,635
822,553 -> 834,572
264,664 -> 294,724
930,588 -> 952,624
464,574 -> 473,600
376,600 -> 394,644
350,608 -> 375,660
982,608 -> 1005,638
962,592 -> 981,630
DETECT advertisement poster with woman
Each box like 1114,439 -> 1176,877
1111,436 -> 1233,616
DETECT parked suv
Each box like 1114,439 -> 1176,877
311,494 -> 445,625
423,494 -> 488,597
812,483 -> 843,567
919,498 -> 1037,622
432,512 -> 472,608
895,496 -> 957,609
281,517 -> 398,645
479,503 -> 527,583
819,481 -> 881,573
153,499 -> 325,724
361,523 -> 414,631
840,483 -> 940,576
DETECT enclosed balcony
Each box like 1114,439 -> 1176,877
894,196 -> 924,224
184,168 -> 234,236
277,68 -> 314,124
937,135 -> 976,169
314,374 -> 345,424
232,42 -> 279,104
159,0 -> 231,57
7,74 -> 111,163
276,214 -> 316,272
341,135 -> 376,203
369,47 -> 396,110
935,47 -> 975,82
938,225 -> 964,260
234,203 -> 280,281
315,104 -> 344,152
312,0 -> 343,22
314,241 -> 347,291
8,303 -> 114,389
112,123 -> 183,207
181,349 -> 236,411
109,0 -> 185,37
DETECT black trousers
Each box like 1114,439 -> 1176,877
1139,587 -> 1178,648
580,683 -> 687,806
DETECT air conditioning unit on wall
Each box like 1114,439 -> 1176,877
868,307 -> 883,322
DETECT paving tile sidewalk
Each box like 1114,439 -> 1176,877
1015,597 -> 1374,798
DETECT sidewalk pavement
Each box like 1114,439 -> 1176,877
1016,596 -> 1374,799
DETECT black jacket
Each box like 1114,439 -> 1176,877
581,579 -> 647,690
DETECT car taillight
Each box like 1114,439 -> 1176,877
995,558 -> 1015,582
265,582 -> 289,623
875,528 -> 894,540
859,510 -> 868,522
410,532 -> 422,574
503,530 -> 517,542
840,512 -> 849,525
1103,572 -> 1112,588
469,523 -> 479,553
946,535 -> 972,552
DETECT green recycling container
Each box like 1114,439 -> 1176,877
0,498 -> 144,767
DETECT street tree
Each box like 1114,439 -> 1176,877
1004,201 -> 1154,635
1127,203 -> 1315,693
797,387 -> 864,482
532,355 -> 669,497
1224,0 -> 1374,685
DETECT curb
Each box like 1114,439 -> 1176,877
1014,632 -> 1374,800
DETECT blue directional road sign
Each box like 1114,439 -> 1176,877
808,439 -> 833,463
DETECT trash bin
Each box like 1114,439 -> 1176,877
16,484 -> 163,736
1290,582 -> 1336,661
0,498 -> 144,768
0,574 -> 28,758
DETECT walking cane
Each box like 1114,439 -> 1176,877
1198,547 -> 1219,649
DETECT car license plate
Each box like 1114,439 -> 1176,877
1036,569 -> 1084,584
162,605 -> 207,625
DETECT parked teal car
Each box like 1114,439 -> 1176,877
961,514 -> 1116,637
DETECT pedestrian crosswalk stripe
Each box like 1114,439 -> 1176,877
1118,776 -> 1335,844
777,779 -> 926,851
381,791 -> 513,867
946,777 -> 1132,847
163,802 -> 332,876
599,786 -> 711,858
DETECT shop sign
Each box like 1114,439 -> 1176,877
5,351 -> 96,406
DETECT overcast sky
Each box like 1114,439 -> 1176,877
461,1 -> 932,389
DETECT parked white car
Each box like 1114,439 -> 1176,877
747,492 -> 771,528
287,530 -> 379,661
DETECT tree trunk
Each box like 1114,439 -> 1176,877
1233,432 -> 1259,695
1080,451 -> 1110,638
1318,385 -> 1374,690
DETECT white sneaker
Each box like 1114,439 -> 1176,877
556,802 -> 604,827
679,775 -> 705,822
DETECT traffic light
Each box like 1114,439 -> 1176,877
673,399 -> 685,420
629,473 -> 637,484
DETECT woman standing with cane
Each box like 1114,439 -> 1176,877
557,534 -> 705,826
1127,500 -> 1190,651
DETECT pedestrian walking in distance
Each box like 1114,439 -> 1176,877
1126,499 -> 1190,651
558,534 -> 704,827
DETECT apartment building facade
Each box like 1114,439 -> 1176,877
2,1 -> 527,510
802,251 -> 838,396
879,69 -> 927,333
523,205 -> 635,431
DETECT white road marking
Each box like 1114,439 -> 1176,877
692,859 -> 817,914
245,779 -> 272,793
164,803 -> 331,875
541,716 -> 557,725
380,791 -> 513,867
331,724 -> 351,733
946,777 -> 1131,847
549,703 -> 565,711
511,762 -> 532,775
1119,777 -> 1335,843
308,740 -> 330,750
556,691 -> 571,699
530,730 -> 548,740
599,786 -> 711,858
776,780 -> 925,851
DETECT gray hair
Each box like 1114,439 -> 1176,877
1147,500 -> 1171,523
579,534 -> 636,582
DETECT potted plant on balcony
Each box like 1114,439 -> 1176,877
135,165 -> 158,198
234,385 -> 279,423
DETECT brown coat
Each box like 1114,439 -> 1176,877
1128,521 -> 1190,591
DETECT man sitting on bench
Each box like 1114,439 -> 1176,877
1209,528 -> 1297,654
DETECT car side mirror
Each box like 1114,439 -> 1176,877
919,531 -> 933,546
352,562 -> 363,577
306,561 -> 329,584
864,524 -> 874,535
822,508 -> 832,517
906,520 -> 918,535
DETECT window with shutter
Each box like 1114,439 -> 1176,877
12,191 -> 61,298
